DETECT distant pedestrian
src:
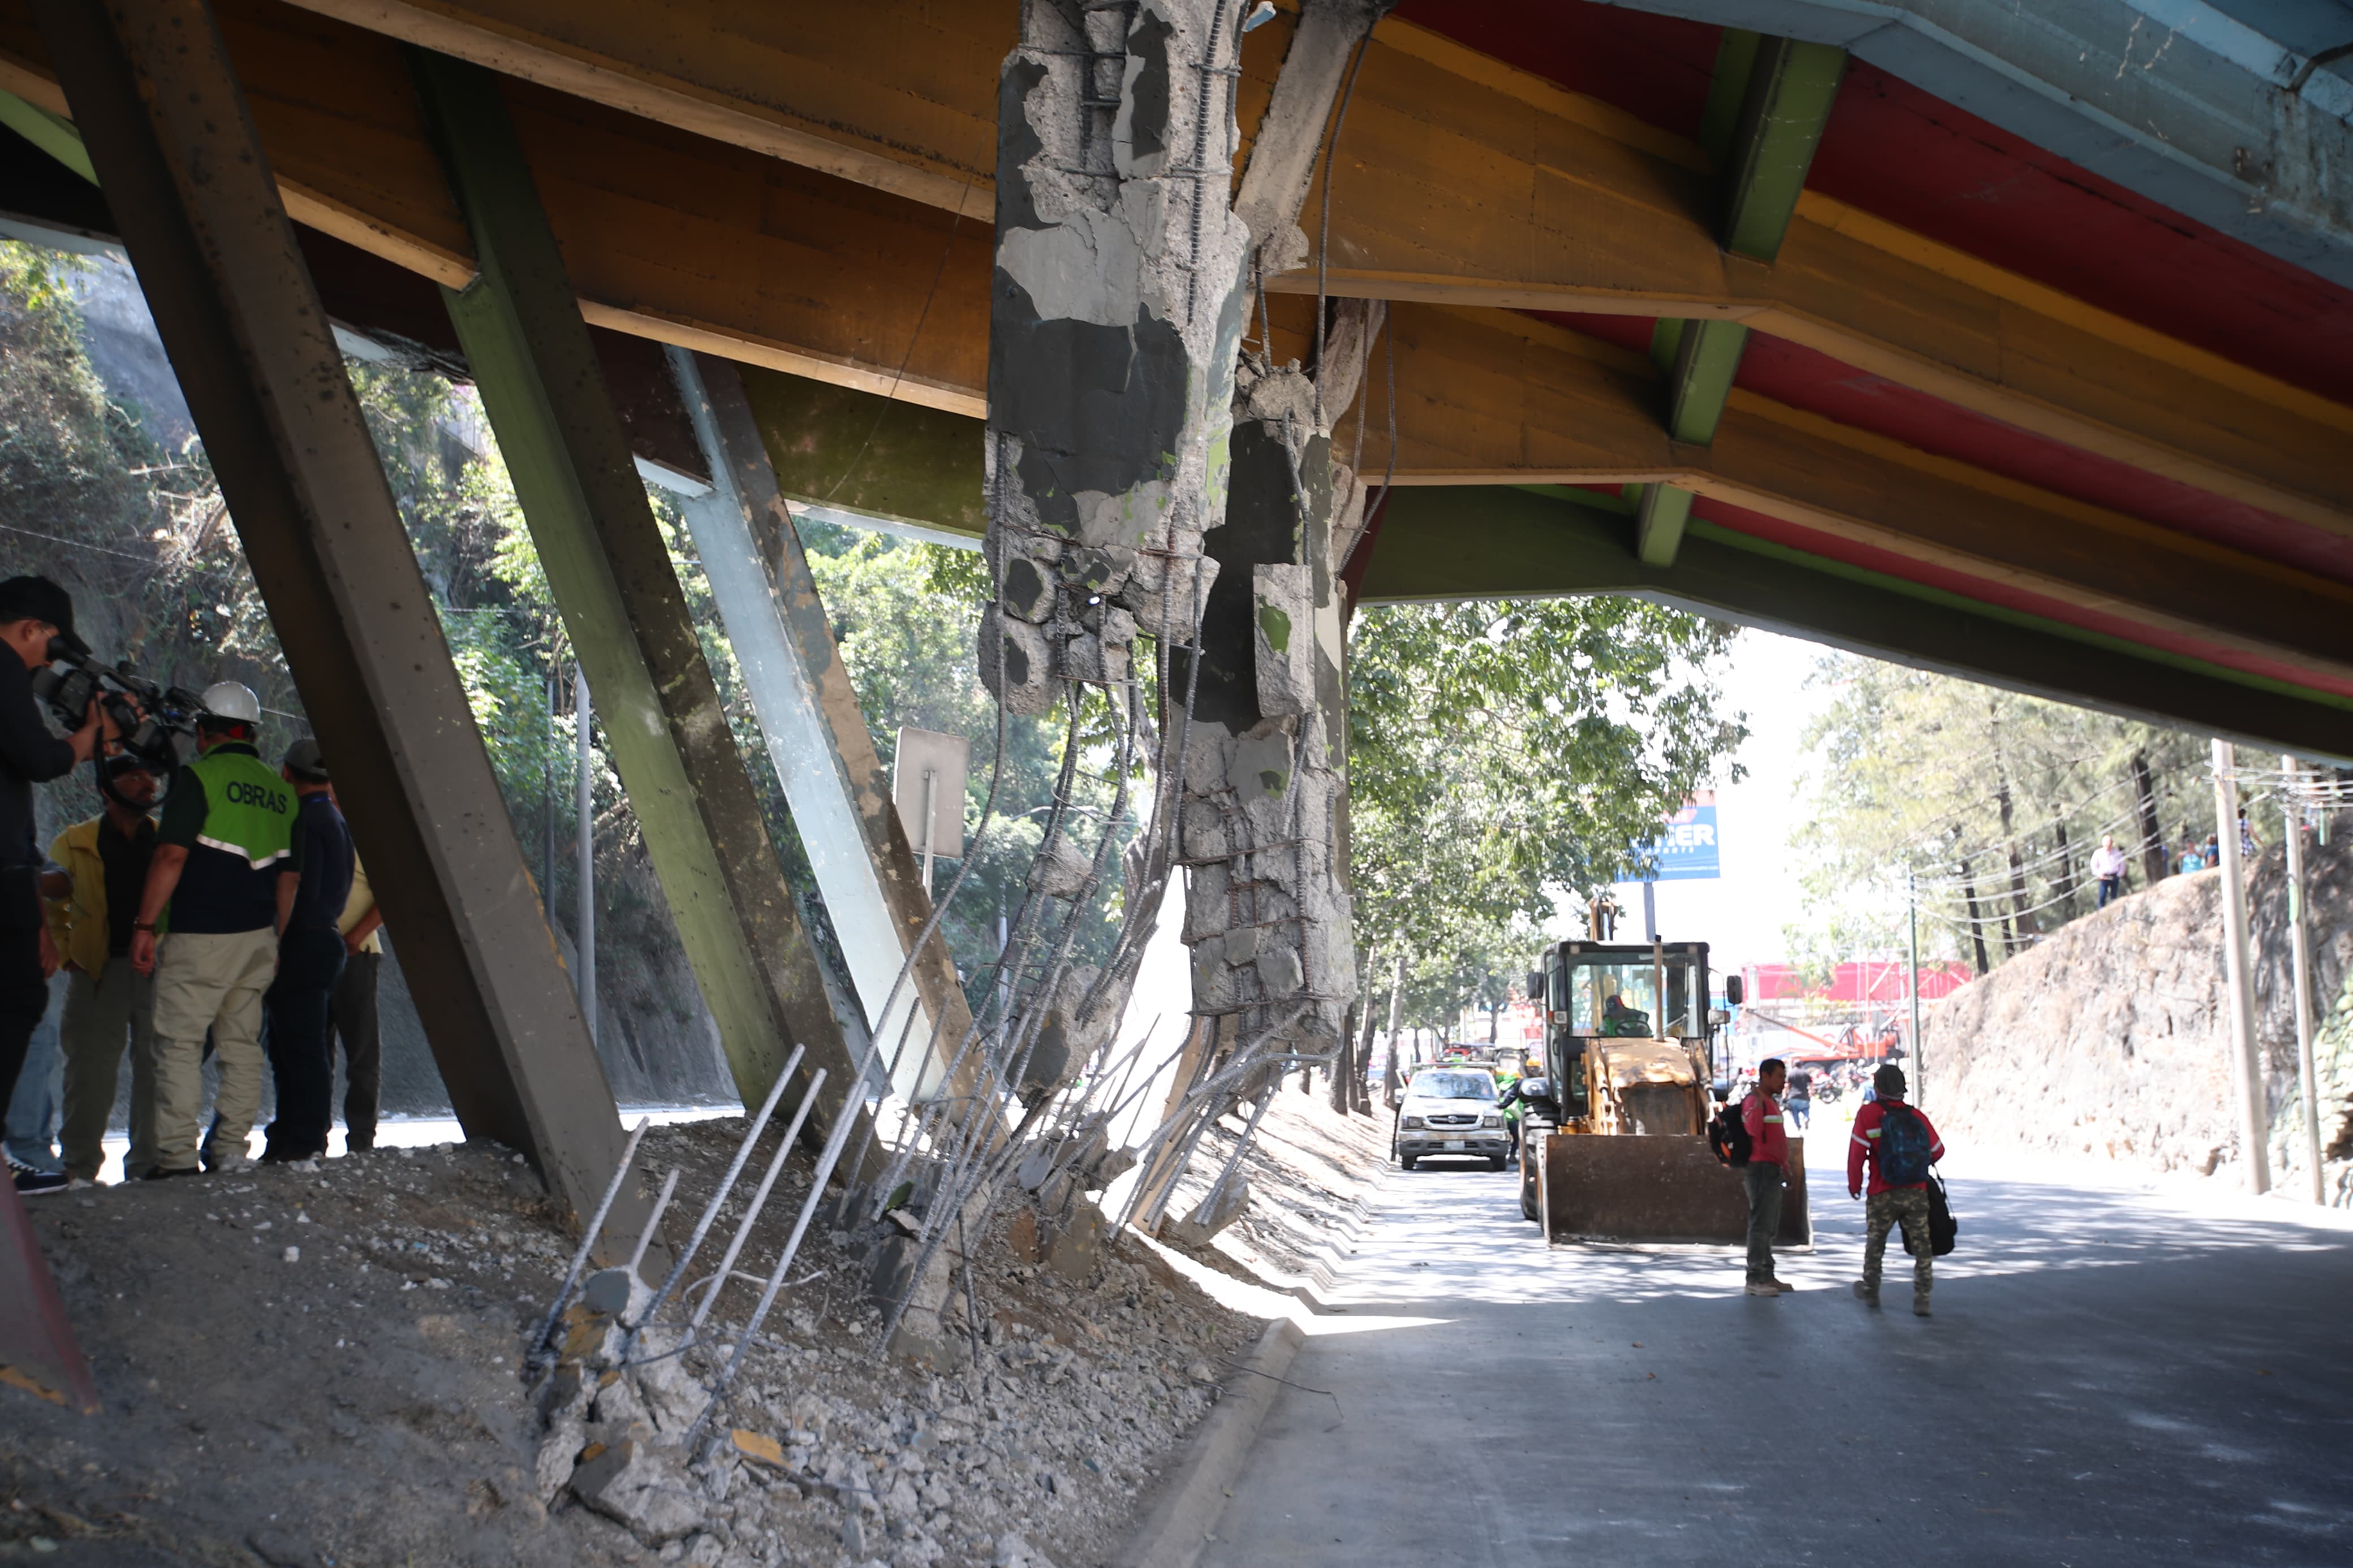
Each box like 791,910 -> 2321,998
1741,1057 -> 1794,1298
1849,1064 -> 1945,1317
2237,808 -> 2257,861
2178,841 -> 2206,874
2090,833 -> 2127,909
1786,1072 -> 1812,1131
2204,831 -> 2223,870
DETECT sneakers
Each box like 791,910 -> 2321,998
10,1164 -> 68,1197
1851,1280 -> 1880,1308
1744,1281 -> 1783,1297
1913,1295 -> 1933,1318
143,1165 -> 202,1181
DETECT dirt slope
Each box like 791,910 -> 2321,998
1925,824 -> 2353,1200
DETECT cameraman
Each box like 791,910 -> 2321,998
129,681 -> 294,1178
0,576 -> 106,1180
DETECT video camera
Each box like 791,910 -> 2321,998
29,643 -> 206,778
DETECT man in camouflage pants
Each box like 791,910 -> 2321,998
1847,1064 -> 1945,1316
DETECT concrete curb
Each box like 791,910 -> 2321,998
1113,1314 -> 1306,1568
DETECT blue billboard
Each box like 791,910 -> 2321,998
1640,792 -> 1721,881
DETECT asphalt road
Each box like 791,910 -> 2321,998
1200,1134 -> 2353,1567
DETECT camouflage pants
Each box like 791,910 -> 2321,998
1862,1186 -> 1934,1298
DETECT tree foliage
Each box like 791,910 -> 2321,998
1347,597 -> 1746,1027
1792,653 -> 2216,971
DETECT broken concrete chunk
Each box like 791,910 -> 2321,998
570,1439 -> 706,1544
1179,798 -> 1229,862
1059,630 -> 1128,686
1028,832 -> 1093,899
1045,1203 -> 1106,1284
994,1530 -> 1061,1568
1255,943 -> 1305,997
979,604 -> 1058,716
535,1413 -> 586,1504
1261,564 -> 1317,719
1182,862 -> 1230,941
997,547 -> 1059,623
1168,1177 -> 1252,1246
580,1266 -> 632,1316
1066,545 -> 1135,598
1126,551 -> 1218,637
1232,723 -> 1295,801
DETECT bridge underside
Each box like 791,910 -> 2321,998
1,0 -> 2348,1219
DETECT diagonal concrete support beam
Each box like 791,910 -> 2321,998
27,0 -> 648,1252
665,347 -> 989,1119
406,47 -> 878,1176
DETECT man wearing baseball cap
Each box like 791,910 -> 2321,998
0,576 -> 107,1194
258,738 -> 351,1164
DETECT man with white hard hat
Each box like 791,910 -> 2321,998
127,681 -> 298,1177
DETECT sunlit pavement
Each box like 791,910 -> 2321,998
1200,1133 -> 2353,1568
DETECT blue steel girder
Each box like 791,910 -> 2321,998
1591,0 -> 2353,288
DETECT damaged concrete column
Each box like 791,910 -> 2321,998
985,0 -> 1385,1107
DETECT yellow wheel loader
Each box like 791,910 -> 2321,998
1513,939 -> 1811,1247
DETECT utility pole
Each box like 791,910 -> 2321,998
575,662 -> 597,1046
1641,876 -> 1658,941
2283,754 -> 2325,1203
2211,738 -> 2269,1195
1908,870 -> 1923,1107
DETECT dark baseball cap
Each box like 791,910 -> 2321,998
282,737 -> 329,783
1873,1064 -> 1907,1099
0,576 -> 89,656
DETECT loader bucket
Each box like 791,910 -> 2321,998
1540,1132 -> 1811,1247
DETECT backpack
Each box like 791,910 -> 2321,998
1877,1102 -> 1934,1187
1901,1174 -> 1959,1258
1706,1098 -> 1752,1168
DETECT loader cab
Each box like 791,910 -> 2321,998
1533,940 -> 1718,1119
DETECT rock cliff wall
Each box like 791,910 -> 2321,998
1924,822 -> 2353,1203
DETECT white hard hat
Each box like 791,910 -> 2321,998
200,681 -> 261,724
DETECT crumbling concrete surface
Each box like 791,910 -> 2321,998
1927,822 -> 2353,1199
0,1117 -> 1269,1568
982,0 -> 1387,1079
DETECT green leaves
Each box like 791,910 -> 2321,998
1347,597 -> 1745,994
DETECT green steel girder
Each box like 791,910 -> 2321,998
1357,486 -> 2353,763
1630,481 -> 1693,568
0,87 -> 93,183
1712,31 -> 1849,265
1632,30 -> 1846,564
407,49 -> 877,1167
1649,317 -> 1752,447
737,370 -> 987,540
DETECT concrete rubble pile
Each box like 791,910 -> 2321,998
507,1120 -> 1253,1568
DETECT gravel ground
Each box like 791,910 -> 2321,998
0,1098 -> 1366,1568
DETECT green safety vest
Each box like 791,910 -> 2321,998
185,746 -> 296,870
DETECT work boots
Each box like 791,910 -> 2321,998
1851,1280 -> 1878,1307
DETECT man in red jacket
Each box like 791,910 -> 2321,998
1742,1057 -> 1794,1297
1849,1064 -> 1945,1316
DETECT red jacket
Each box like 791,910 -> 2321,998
1743,1090 -> 1789,1169
1848,1099 -> 1945,1196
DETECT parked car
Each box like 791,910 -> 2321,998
1392,1067 -> 1509,1170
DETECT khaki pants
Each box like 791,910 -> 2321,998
150,928 -> 278,1172
58,961 -> 157,1181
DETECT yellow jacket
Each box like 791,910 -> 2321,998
46,816 -> 117,980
